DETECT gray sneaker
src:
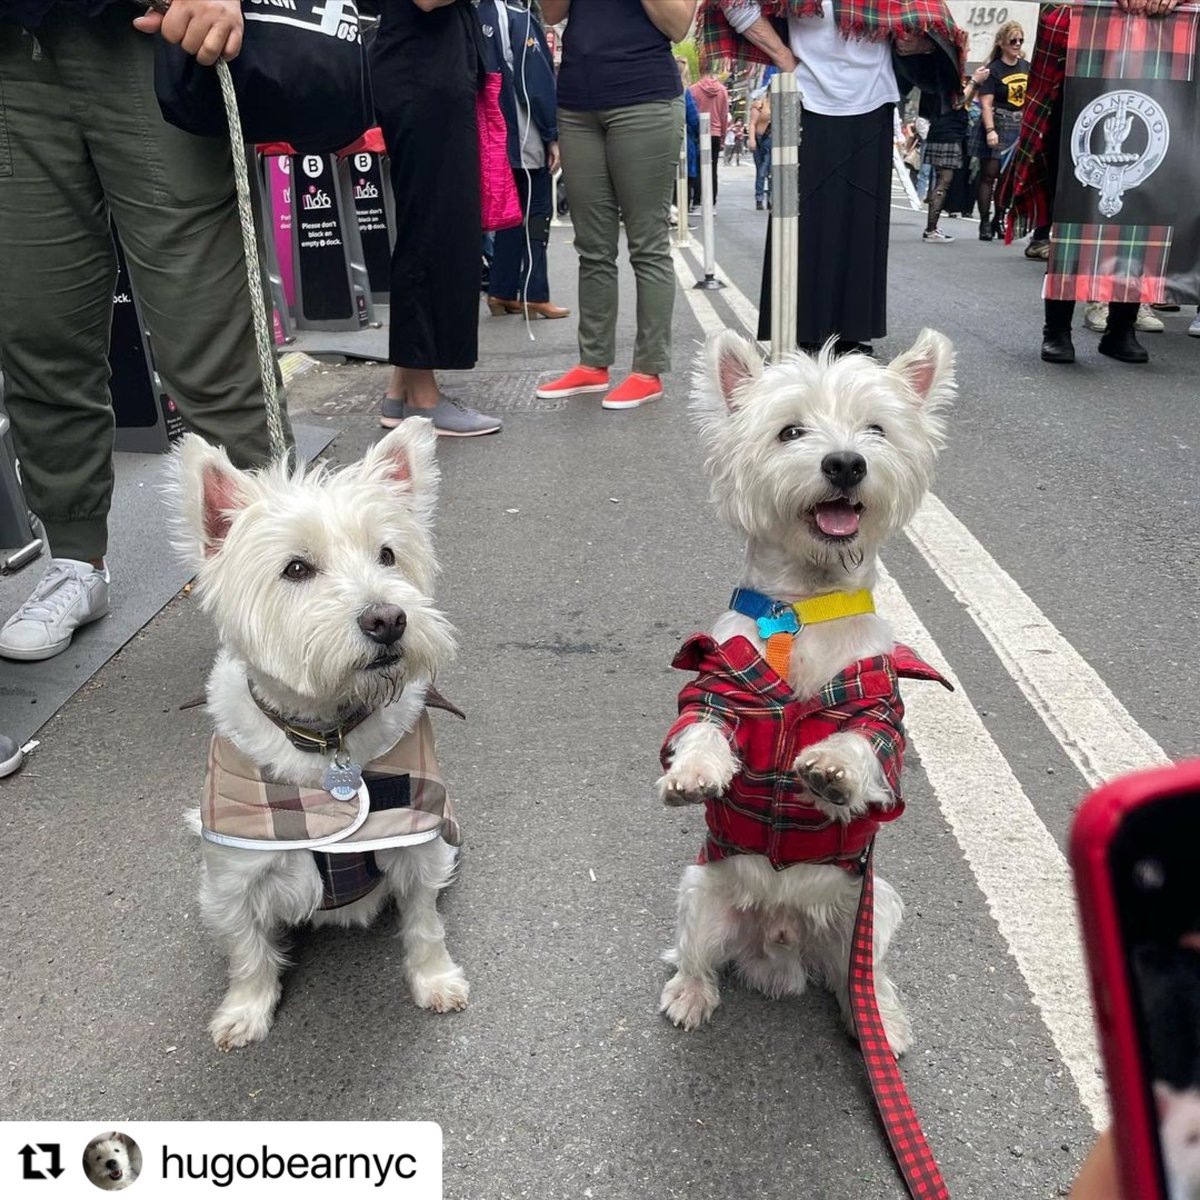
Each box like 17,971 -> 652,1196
0,558 -> 110,661
0,734 -> 23,778
380,395 -> 406,429
385,394 -> 502,438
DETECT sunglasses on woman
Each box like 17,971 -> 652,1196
1008,37 -> 1024,45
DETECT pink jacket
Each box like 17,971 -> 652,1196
689,77 -> 730,139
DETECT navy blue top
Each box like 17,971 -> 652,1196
0,1 -> 115,27
555,0 -> 682,112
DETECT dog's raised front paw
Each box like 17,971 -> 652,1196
657,724 -> 737,806
210,1003 -> 274,1052
797,752 -> 853,806
656,763 -> 727,806
411,966 -> 469,1013
794,736 -> 879,822
660,971 -> 720,1030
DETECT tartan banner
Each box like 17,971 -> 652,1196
1067,4 -> 1198,80
1047,2 -> 1200,304
1050,222 -> 1173,303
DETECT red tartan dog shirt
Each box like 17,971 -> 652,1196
662,634 -> 952,872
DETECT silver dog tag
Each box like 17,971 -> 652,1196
322,755 -> 363,802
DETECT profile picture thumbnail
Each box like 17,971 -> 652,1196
82,1131 -> 141,1191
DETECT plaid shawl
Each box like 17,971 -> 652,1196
202,709 -> 460,852
663,634 -> 951,872
697,0 -> 967,74
997,3 -> 1070,240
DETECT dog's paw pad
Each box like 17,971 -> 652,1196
656,769 -> 723,807
412,969 -> 469,1013
659,972 -> 719,1030
796,754 -> 852,806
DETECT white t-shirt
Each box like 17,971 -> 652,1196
725,0 -> 899,117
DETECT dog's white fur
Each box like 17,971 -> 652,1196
1157,1083 -> 1200,1200
83,1132 -> 139,1190
168,422 -> 467,1050
657,331 -> 953,1054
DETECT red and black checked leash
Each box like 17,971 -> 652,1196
850,841 -> 950,1200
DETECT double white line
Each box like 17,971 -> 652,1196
672,244 -> 1173,1128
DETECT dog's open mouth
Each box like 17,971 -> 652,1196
108,1169 -> 124,1181
364,651 -> 401,672
809,499 -> 863,540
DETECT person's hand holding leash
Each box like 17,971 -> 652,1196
132,0 -> 244,65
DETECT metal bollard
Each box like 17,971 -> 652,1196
769,72 -> 800,361
675,121 -> 690,248
694,112 -> 724,290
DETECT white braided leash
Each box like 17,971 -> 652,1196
215,57 -> 288,463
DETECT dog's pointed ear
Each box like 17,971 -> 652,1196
889,328 -> 955,413
359,419 -> 440,506
166,434 -> 253,563
706,329 -> 764,411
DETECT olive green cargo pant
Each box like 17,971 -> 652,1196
0,7 -> 292,561
558,97 -> 684,377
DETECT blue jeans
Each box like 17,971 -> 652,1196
753,134 -> 772,201
489,167 -> 551,303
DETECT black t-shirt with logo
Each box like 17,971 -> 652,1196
981,56 -> 1032,111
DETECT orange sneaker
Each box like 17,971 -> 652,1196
535,365 -> 610,399
602,373 -> 663,410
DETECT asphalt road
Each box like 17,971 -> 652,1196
3,159 -> 1197,1200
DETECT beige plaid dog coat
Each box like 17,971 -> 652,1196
202,709 -> 460,852
200,708 -> 461,909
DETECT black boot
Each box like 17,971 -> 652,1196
979,222 -> 994,241
1041,325 -> 1075,363
1098,326 -> 1149,363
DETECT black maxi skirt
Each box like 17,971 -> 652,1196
373,0 -> 481,370
758,103 -> 894,348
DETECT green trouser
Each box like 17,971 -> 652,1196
558,97 -> 684,377
0,8 -> 293,562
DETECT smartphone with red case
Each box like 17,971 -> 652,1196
1070,758 -> 1200,1200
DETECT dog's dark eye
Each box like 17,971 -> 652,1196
866,423 -> 886,438
282,558 -> 316,582
778,424 -> 806,442
379,546 -> 396,567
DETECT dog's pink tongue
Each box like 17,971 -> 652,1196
814,501 -> 860,537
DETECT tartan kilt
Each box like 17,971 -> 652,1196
968,105 -> 1023,159
922,140 -> 963,170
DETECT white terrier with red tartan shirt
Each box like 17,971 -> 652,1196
657,330 -> 955,1055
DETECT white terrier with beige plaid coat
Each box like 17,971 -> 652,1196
169,422 -> 468,1050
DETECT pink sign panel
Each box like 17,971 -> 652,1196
268,155 -> 296,315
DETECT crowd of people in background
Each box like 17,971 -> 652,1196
0,0 -> 1197,764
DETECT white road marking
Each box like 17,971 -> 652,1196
672,246 -> 725,339
906,495 -> 1171,787
877,565 -> 1108,1129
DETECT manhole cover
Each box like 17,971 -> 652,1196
300,370 -> 563,416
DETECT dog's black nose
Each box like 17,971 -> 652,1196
358,604 -> 407,646
105,1161 -> 119,1172
821,451 -> 867,491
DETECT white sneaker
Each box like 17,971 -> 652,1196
1189,311 -> 1200,338
1083,302 -> 1109,332
1135,303 -> 1164,332
0,734 -> 24,778
0,558 -> 110,661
